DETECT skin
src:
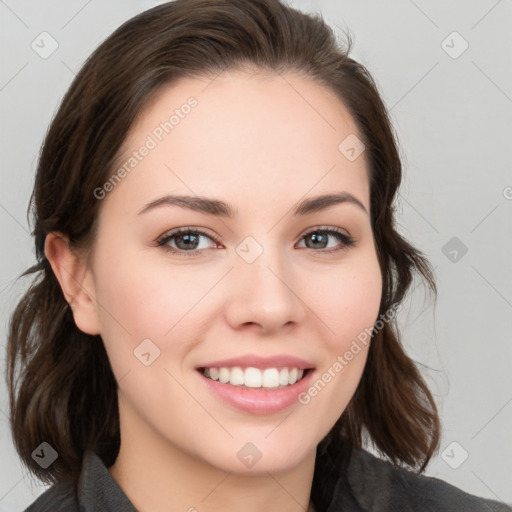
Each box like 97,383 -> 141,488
45,68 -> 382,512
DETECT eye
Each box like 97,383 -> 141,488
156,227 -> 219,256
155,226 -> 356,257
297,227 -> 355,253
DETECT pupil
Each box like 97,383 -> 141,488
310,233 -> 326,248
180,234 -> 197,249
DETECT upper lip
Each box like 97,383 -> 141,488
196,354 -> 315,370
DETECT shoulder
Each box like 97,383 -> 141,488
23,450 -> 138,512
346,446 -> 512,512
23,479 -> 79,512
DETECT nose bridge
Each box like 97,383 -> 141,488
225,232 -> 306,330
237,232 -> 290,298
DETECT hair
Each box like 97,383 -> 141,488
6,0 -> 440,491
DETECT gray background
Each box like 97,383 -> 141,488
1,0 -> 511,509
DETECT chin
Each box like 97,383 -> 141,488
198,438 -> 314,476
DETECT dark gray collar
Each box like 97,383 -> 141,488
78,451 -> 138,511
77,443 -> 356,511
75,445 -> 509,512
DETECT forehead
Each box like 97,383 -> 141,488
106,69 -> 370,216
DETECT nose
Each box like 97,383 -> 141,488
223,243 -> 307,334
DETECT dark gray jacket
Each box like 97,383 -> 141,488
24,444 -> 511,511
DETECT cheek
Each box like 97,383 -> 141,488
91,246 -> 176,376
299,252 -> 382,420
313,254 -> 383,350
91,242 -> 220,381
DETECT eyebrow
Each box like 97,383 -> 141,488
137,192 -> 368,217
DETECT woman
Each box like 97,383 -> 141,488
6,0 -> 510,511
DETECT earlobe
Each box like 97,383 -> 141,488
44,232 -> 101,336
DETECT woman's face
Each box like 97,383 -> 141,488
86,69 -> 382,473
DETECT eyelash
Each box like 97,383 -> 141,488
155,226 -> 356,257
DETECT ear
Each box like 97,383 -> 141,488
44,231 -> 101,336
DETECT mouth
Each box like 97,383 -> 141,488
196,365 -> 316,414
197,366 -> 314,390
197,366 -> 313,390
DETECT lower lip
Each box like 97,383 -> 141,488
197,369 -> 315,415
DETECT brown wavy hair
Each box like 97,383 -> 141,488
6,0 -> 440,489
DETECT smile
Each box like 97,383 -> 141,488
197,366 -> 315,414
200,366 -> 309,389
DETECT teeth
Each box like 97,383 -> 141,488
219,367 -> 230,383
202,366 -> 305,388
261,368 -> 279,388
244,367 -> 262,387
229,367 -> 245,386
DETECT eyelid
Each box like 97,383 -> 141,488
155,226 -> 221,248
302,225 -> 350,237
157,225 -> 351,241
